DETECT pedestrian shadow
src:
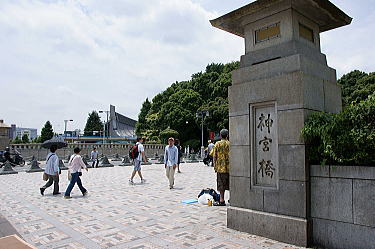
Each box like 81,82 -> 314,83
41,193 -> 62,197
171,187 -> 184,190
130,182 -> 148,186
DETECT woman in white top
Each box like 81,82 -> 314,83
64,147 -> 88,199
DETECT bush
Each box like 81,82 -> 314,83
302,95 -> 375,166
159,128 -> 179,144
145,136 -> 161,144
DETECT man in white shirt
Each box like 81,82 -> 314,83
164,137 -> 178,189
64,147 -> 88,199
129,138 -> 146,184
91,147 -> 99,168
207,140 -> 214,166
40,145 -> 60,195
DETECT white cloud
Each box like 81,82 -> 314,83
0,0 -> 243,133
0,0 -> 373,134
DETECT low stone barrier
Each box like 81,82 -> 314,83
10,143 -> 165,161
310,165 -> 375,249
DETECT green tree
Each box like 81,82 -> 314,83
12,136 -> 22,144
302,95 -> 375,166
198,97 -> 229,132
84,111 -> 103,136
135,98 -> 152,136
31,137 -> 40,143
159,128 -> 179,144
158,89 -> 203,142
135,61 -> 239,144
40,121 -> 54,143
338,70 -> 368,106
350,73 -> 375,104
21,134 -> 29,143
192,71 -> 220,101
183,139 -> 201,151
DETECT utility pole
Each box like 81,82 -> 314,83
99,110 -> 109,144
196,110 -> 209,158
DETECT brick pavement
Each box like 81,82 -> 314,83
0,162 -> 306,249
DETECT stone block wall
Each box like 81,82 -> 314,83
10,143 -> 165,161
310,165 -> 375,249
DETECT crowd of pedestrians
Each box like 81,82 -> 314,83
39,129 -> 230,206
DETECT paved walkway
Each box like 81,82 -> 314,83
0,162 -> 304,249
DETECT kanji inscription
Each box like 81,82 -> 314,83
251,102 -> 278,189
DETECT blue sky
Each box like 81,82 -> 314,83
0,0 -> 374,134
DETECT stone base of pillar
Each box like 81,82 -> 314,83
227,206 -> 311,247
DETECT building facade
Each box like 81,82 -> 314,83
0,120 -> 11,150
108,105 -> 137,138
10,125 -> 38,141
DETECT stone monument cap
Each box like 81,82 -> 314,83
210,0 -> 352,37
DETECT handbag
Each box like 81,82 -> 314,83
67,171 -> 82,181
67,155 -> 83,180
43,154 -> 55,181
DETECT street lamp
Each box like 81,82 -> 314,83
99,110 -> 109,144
196,110 -> 209,158
64,119 -> 73,141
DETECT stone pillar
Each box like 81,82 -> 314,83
210,0 -> 351,247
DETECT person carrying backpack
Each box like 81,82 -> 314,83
129,137 -> 146,184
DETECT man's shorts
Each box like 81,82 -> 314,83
217,173 -> 229,192
133,159 -> 142,171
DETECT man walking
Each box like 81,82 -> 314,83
91,147 -> 99,168
40,145 -> 60,196
174,139 -> 182,173
164,137 -> 178,189
129,138 -> 146,184
207,140 -> 214,166
64,147 -> 88,199
212,129 -> 230,206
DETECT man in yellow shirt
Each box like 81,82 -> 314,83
211,129 -> 230,206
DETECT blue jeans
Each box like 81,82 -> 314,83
64,172 -> 87,197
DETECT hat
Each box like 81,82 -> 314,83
220,129 -> 228,136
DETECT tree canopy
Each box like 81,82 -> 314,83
303,70 -> 375,166
39,121 -> 54,143
136,61 -> 239,148
159,128 -> 179,144
84,111 -> 103,136
12,136 -> 22,144
338,70 -> 375,106
21,134 -> 29,143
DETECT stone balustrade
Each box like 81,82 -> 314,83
10,143 -> 165,161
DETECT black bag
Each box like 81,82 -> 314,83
198,188 -> 220,202
129,144 -> 139,159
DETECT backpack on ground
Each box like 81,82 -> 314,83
129,144 -> 139,159
198,188 -> 220,202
